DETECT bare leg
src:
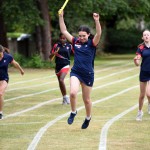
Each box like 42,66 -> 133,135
146,81 -> 150,103
0,81 -> 8,112
81,83 -> 92,118
57,72 -> 67,96
138,82 -> 147,111
70,76 -> 80,112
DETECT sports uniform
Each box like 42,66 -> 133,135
136,44 -> 150,82
70,37 -> 96,87
51,42 -> 73,76
0,52 -> 13,83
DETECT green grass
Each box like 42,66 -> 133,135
0,54 -> 149,150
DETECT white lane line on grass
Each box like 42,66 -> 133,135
6,78 -> 68,92
0,122 -> 43,125
4,74 -> 138,119
9,75 -> 55,86
27,85 -> 138,150
95,63 -> 133,73
5,69 -> 138,102
3,74 -> 138,119
5,88 -> 60,102
4,97 -> 61,119
7,63 -> 132,91
95,68 -> 135,81
99,97 -> 147,150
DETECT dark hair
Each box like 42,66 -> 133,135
0,45 -> 10,53
78,25 -> 94,39
59,33 -> 63,38
0,45 -> 4,52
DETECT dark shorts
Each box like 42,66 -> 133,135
140,71 -> 150,82
70,70 -> 94,87
55,63 -> 69,74
0,78 -> 9,83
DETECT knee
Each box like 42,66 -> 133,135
59,78 -> 64,84
146,93 -> 150,99
84,99 -> 91,105
139,94 -> 145,100
70,91 -> 77,99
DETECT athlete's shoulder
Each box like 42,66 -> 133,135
138,43 -> 145,50
4,52 -> 13,58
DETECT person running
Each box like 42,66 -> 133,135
49,33 -> 73,105
0,45 -> 24,119
134,29 -> 150,121
58,11 -> 101,129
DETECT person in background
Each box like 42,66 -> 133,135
0,45 -> 24,119
59,11 -> 101,129
49,33 -> 73,105
134,29 -> 150,121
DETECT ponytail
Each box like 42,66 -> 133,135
0,45 -> 10,53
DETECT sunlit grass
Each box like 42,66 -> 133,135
0,54 -> 149,150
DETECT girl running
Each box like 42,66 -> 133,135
0,45 -> 24,119
58,11 -> 101,129
134,29 -> 150,121
49,33 -> 73,105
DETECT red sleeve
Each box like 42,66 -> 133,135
51,44 -> 58,54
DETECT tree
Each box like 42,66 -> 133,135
0,0 -> 8,47
36,0 -> 51,60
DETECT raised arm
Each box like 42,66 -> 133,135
58,11 -> 73,43
93,13 -> 102,46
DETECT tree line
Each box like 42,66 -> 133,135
0,0 -> 150,60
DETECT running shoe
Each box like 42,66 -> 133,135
67,111 -> 77,124
136,111 -> 143,121
81,118 -> 91,129
62,96 -> 70,105
0,113 -> 3,120
148,103 -> 150,114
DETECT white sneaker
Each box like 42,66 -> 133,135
136,111 -> 143,121
148,103 -> 150,114
62,96 -> 70,105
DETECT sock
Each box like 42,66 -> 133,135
138,110 -> 142,113
71,111 -> 77,114
0,111 -> 3,114
63,95 -> 68,98
86,116 -> 91,120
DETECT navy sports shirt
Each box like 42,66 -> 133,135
0,52 -> 13,82
71,37 -> 96,74
136,44 -> 150,71
51,42 -> 73,66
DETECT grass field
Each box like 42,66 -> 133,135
0,54 -> 150,150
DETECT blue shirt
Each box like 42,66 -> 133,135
51,42 -> 73,66
0,52 -> 13,82
136,44 -> 150,71
71,37 -> 96,74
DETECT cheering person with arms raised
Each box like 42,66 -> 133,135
59,11 -> 101,129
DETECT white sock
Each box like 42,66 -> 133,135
0,111 -> 3,114
63,95 -> 68,98
71,111 -> 77,114
86,116 -> 91,120
138,110 -> 142,113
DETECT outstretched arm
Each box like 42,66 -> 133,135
11,60 -> 24,75
93,13 -> 102,46
58,11 -> 73,43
